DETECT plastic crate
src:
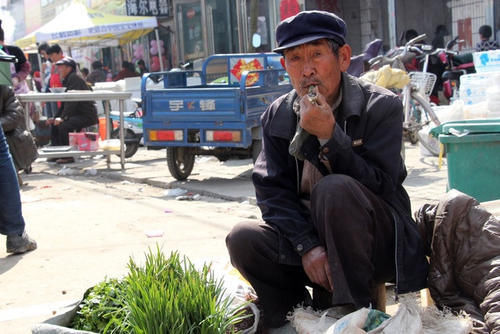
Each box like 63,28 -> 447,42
439,120 -> 500,202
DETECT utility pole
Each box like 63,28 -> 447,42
388,0 -> 397,48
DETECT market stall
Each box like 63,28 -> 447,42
15,2 -> 157,50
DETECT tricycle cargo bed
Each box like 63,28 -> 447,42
141,53 -> 291,180
144,85 -> 284,123
142,53 -> 291,148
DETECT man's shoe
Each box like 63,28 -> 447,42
6,231 -> 37,254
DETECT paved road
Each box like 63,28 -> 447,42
34,141 -> 450,212
0,172 -> 260,333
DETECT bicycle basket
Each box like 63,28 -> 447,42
409,72 -> 437,97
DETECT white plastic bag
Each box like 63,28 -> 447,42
327,308 -> 370,334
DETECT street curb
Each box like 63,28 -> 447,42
97,170 -> 257,204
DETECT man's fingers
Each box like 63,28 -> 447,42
325,261 -> 333,292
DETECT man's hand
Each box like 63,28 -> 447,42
302,246 -> 333,292
299,87 -> 336,140
53,117 -> 63,126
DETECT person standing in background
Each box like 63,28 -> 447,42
137,59 -> 149,76
80,68 -> 89,82
432,25 -> 448,49
0,51 -> 37,254
46,44 -> 64,89
0,20 -> 31,95
87,60 -> 107,86
476,25 -> 498,51
38,43 -> 52,92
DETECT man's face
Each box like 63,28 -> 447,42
282,39 -> 351,106
56,64 -> 72,79
48,51 -> 63,63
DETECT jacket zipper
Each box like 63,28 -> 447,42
392,210 -> 400,302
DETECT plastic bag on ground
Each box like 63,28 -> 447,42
290,301 -> 471,334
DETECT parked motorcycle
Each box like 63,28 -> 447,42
347,39 -> 383,77
109,98 -> 143,158
437,37 -> 476,102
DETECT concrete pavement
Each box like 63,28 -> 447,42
34,141 -> 450,213
3,140 -> 494,334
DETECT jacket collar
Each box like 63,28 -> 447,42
338,72 -> 365,120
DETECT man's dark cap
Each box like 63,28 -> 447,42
55,56 -> 76,69
273,10 -> 346,53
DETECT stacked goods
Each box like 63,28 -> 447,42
460,51 -> 500,115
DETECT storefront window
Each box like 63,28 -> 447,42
177,2 -> 205,61
207,0 -> 239,54
246,0 -> 271,52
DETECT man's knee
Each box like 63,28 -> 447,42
311,174 -> 360,207
226,221 -> 262,264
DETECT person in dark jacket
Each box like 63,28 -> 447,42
226,11 -> 428,332
0,82 -> 38,175
51,57 -> 98,163
0,50 -> 38,179
0,52 -> 37,253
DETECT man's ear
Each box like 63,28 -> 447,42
338,45 -> 352,72
280,57 -> 286,71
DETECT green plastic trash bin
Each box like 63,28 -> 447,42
439,120 -> 500,202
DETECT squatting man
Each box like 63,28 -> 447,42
226,10 -> 428,332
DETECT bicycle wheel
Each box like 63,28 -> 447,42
411,92 -> 440,127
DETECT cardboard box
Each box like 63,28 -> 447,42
69,132 -> 99,151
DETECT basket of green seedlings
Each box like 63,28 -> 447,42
69,247 -> 252,333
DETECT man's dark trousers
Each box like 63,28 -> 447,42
226,174 -> 396,328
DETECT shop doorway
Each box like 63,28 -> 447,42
175,0 -> 239,64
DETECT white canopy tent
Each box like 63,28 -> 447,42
15,2 -> 158,49
15,2 -> 164,87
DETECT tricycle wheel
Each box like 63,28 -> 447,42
167,147 -> 195,180
252,139 -> 262,164
111,129 -> 139,158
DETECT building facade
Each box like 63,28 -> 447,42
12,0 -> 500,72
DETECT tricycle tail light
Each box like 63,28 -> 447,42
206,130 -> 241,142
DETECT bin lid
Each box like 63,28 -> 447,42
430,119 -> 500,138
442,121 -> 500,135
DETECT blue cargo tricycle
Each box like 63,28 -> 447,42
141,53 -> 291,180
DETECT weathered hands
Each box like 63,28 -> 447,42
302,246 -> 333,292
299,87 -> 335,140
